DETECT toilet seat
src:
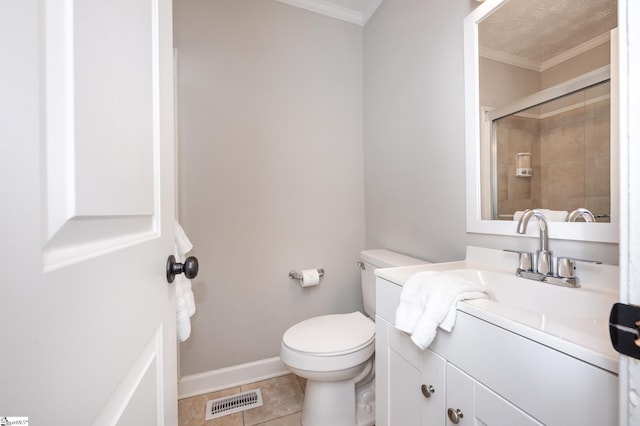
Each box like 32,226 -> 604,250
280,312 -> 375,374
282,312 -> 375,356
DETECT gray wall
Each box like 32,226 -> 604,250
174,0 -> 365,375
364,0 -> 618,266
175,0 -> 619,377
363,0 -> 478,262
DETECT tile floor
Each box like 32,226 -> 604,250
178,374 -> 306,426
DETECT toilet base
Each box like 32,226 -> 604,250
356,376 -> 375,426
302,378 -> 357,426
300,359 -> 375,426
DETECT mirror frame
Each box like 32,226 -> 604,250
464,0 -> 619,243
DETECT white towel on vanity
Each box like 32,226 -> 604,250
395,271 -> 486,350
175,221 -> 196,342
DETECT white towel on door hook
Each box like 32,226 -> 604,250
175,221 -> 196,342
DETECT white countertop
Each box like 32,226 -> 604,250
375,246 -> 619,373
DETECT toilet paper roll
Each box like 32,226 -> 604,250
300,269 -> 320,287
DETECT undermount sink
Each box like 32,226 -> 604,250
375,246 -> 620,373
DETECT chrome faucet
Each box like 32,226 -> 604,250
566,208 -> 596,223
508,208 -> 602,288
516,209 -> 552,275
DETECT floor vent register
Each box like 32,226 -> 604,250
205,389 -> 264,420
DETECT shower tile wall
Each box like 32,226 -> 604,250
496,94 -> 610,220
496,115 -> 540,218
540,96 -> 610,218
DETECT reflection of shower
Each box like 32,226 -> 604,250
488,71 -> 611,221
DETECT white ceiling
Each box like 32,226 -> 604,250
277,0 -> 617,71
479,0 -> 617,69
274,0 -> 383,25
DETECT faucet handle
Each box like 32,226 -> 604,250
557,257 -> 602,279
503,249 -> 534,271
519,252 -> 534,271
537,250 -> 553,275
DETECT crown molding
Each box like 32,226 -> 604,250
540,31 -> 611,71
274,0 -> 383,26
480,31 -> 612,72
362,0 -> 384,24
479,46 -> 541,71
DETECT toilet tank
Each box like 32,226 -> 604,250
359,249 -> 428,318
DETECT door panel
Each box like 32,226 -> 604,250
92,327 -> 163,425
0,0 -> 177,424
43,0 -> 161,271
72,0 -> 155,216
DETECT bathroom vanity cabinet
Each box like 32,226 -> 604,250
378,316 -> 542,425
375,275 -> 618,426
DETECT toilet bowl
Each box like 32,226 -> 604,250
280,250 -> 428,426
281,312 -> 375,426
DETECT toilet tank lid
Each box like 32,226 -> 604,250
360,249 -> 428,268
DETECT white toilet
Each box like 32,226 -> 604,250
280,249 -> 427,426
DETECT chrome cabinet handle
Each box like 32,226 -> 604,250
447,408 -> 464,424
357,261 -> 365,270
421,384 -> 435,398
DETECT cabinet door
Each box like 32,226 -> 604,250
388,324 -> 426,425
389,348 -> 424,425
387,324 -> 446,425
475,383 -> 543,426
421,348 -> 446,424
446,364 -> 475,425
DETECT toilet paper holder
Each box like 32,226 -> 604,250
289,268 -> 325,281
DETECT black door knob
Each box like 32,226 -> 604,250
166,255 -> 199,283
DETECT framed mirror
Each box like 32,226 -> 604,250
464,0 -> 619,242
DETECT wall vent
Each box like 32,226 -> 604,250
205,389 -> 263,420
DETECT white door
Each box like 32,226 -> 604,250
619,0 -> 640,424
0,0 -> 177,424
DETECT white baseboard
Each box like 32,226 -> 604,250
178,357 -> 290,399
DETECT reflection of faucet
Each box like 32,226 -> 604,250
516,209 -> 552,275
567,208 -> 596,222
